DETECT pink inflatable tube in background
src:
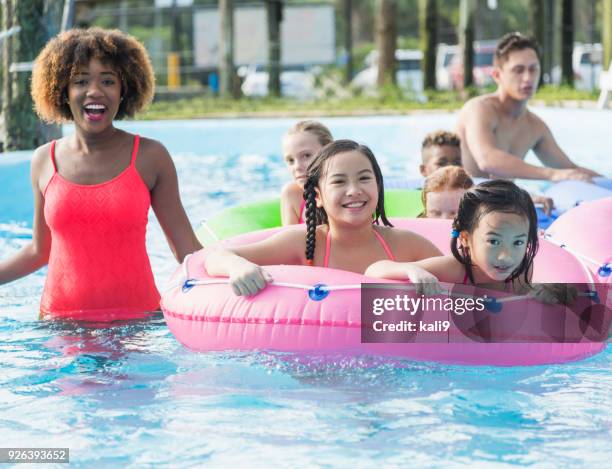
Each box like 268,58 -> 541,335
546,196 -> 612,285
161,218 -> 610,366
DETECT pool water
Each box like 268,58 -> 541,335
1,109 -> 611,466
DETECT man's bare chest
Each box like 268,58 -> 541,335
492,120 -> 539,158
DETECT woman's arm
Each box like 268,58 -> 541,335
365,255 -> 460,295
146,140 -> 202,263
0,147 -> 52,284
204,227 -> 305,296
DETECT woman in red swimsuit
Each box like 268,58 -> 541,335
0,28 -> 201,321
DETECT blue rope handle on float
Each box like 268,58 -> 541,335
166,254 -> 600,313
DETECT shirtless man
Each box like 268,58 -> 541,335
456,32 -> 600,183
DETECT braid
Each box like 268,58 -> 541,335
304,178 -> 318,265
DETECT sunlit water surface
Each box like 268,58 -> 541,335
1,109 -> 611,466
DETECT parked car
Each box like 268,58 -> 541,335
448,40 -> 497,89
436,44 -> 459,90
240,65 -> 316,99
351,49 -> 424,96
573,43 -> 603,91
545,43 -> 604,90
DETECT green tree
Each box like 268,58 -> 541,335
528,0 -> 547,86
342,0 -> 354,84
419,0 -> 437,90
376,0 -> 397,87
266,0 -> 282,97
459,0 -> 474,89
219,0 -> 236,97
604,0 -> 612,70
561,0 -> 574,86
1,0 -> 47,150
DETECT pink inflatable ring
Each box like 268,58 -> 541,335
161,218 -> 609,366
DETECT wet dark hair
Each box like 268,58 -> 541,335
303,140 -> 392,265
494,32 -> 541,66
421,130 -> 461,152
451,180 -> 538,285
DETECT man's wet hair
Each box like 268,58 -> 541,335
494,32 -> 541,66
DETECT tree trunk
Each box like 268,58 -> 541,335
1,0 -> 47,151
343,0 -> 353,84
544,0 -> 555,85
560,0 -> 573,87
604,0 -> 612,71
266,0 -> 282,98
419,0 -> 437,90
528,0 -> 546,87
61,0 -> 75,31
376,0 -> 397,87
219,0 -> 235,98
459,0 -> 474,89
40,0 -> 64,143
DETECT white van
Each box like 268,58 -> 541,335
352,49 -> 424,95
436,44 -> 458,90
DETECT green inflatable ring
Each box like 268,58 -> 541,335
197,189 -> 423,247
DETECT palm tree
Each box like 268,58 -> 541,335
604,0 -> 612,71
459,0 -> 474,90
266,0 -> 282,97
561,0 -> 574,87
1,0 -> 46,150
528,0 -> 546,86
342,0 -> 353,84
219,0 -> 235,98
376,0 -> 397,87
420,0 -> 437,90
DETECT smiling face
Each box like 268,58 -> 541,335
425,189 -> 465,219
67,58 -> 122,132
282,131 -> 324,188
493,48 -> 541,101
315,150 -> 379,226
420,145 -> 462,177
461,211 -> 529,282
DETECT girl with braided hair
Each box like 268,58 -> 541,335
280,120 -> 333,225
366,180 -> 573,304
205,140 -> 441,296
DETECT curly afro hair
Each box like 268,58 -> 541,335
31,27 -> 155,123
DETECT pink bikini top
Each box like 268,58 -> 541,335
323,228 -> 396,268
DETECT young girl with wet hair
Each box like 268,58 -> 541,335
205,139 -> 441,296
367,180 -> 567,303
420,166 -> 474,219
0,28 -> 201,320
280,120 -> 333,225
